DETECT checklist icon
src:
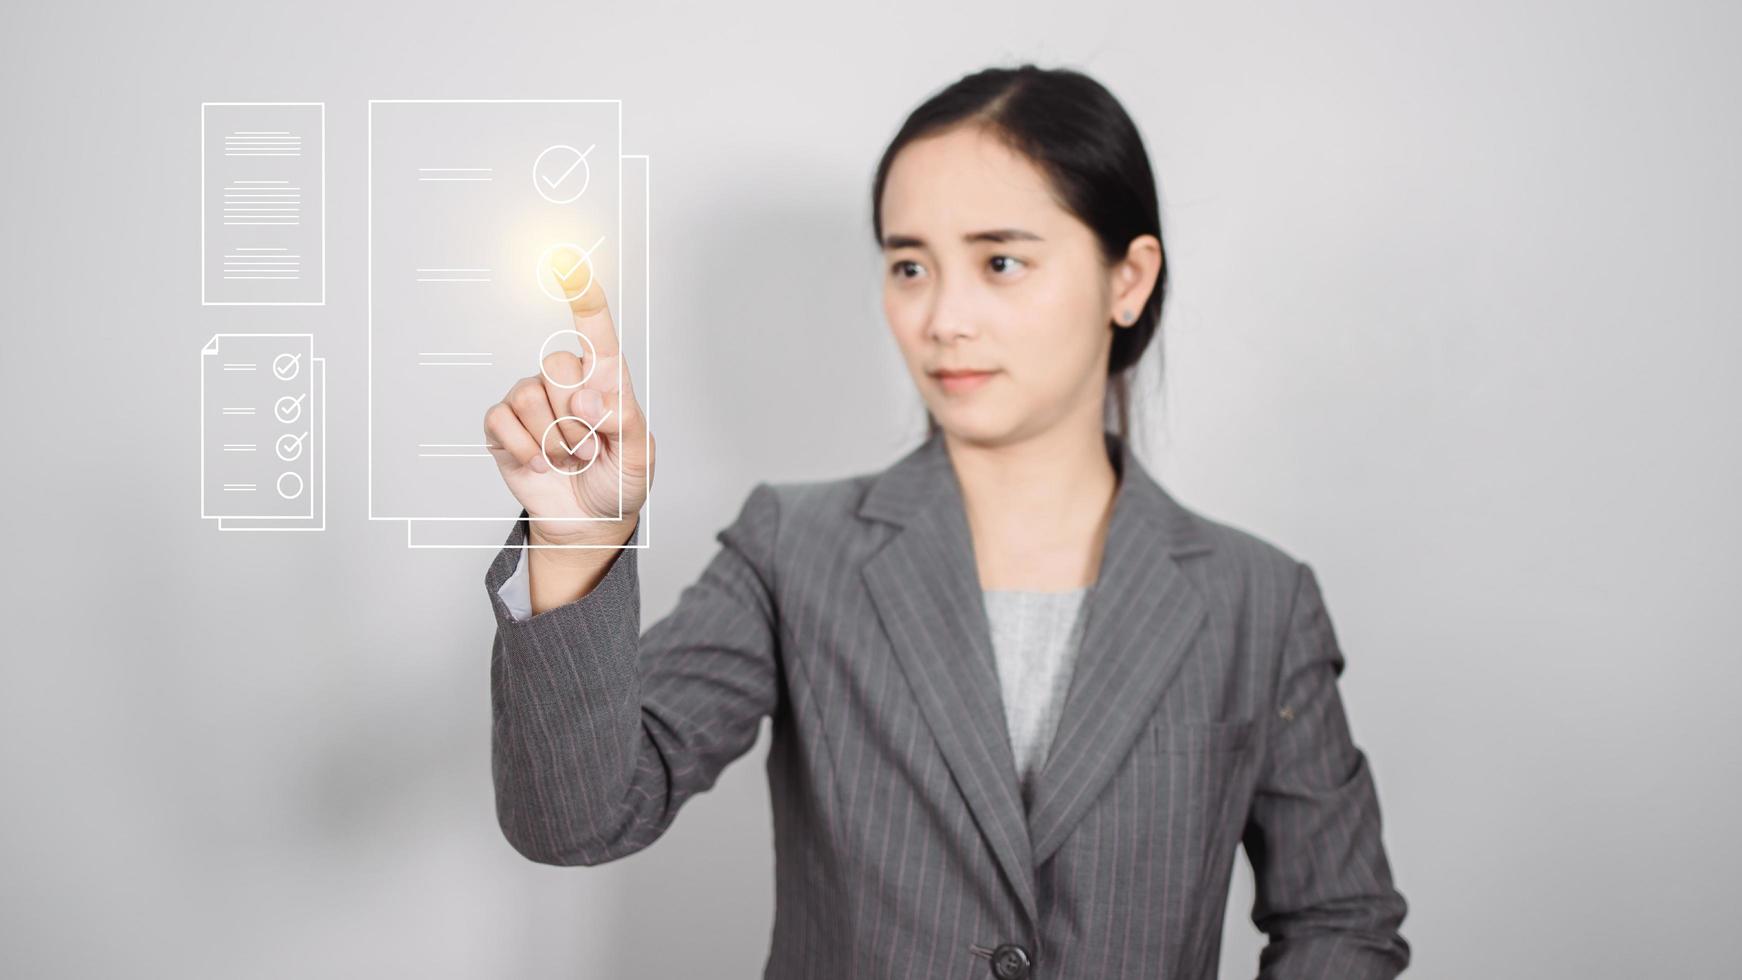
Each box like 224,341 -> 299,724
367,99 -> 650,549
200,333 -> 326,532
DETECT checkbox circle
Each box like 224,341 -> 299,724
537,329 -> 599,390
539,416 -> 604,477
532,144 -> 592,205
535,241 -> 598,304
275,432 -> 305,462
274,395 -> 303,424
276,471 -> 305,500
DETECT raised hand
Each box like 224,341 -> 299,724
484,252 -> 653,549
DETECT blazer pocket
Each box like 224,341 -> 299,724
1152,718 -> 1255,755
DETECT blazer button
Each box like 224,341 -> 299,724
990,943 -> 1031,980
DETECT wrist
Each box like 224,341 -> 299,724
524,516 -> 636,555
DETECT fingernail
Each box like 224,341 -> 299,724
579,389 -> 605,415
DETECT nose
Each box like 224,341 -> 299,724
923,275 -> 979,344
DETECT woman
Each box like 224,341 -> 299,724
482,64 -> 1409,979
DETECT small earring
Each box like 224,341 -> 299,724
1118,309 -> 1135,326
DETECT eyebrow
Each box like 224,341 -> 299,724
882,228 -> 1045,250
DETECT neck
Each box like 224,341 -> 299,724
943,419 -> 1121,589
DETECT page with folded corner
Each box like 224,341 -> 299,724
200,333 -> 317,522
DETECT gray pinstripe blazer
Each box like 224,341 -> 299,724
485,428 -> 1409,979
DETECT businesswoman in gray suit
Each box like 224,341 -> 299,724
481,64 -> 1410,979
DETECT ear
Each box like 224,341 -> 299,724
1109,235 -> 1163,325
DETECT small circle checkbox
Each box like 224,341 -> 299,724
274,394 -> 304,424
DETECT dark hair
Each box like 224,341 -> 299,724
871,63 -> 1168,447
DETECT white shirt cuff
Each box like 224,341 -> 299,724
496,546 -> 533,622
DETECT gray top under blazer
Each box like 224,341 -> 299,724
484,427 -> 1410,980
982,586 -> 1092,811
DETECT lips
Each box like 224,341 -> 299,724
931,369 -> 998,393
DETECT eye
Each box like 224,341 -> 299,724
988,255 -> 1027,276
889,259 -> 924,281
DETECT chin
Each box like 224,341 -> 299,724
929,404 -> 1013,443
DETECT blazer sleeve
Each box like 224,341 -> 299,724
484,482 -> 783,866
1242,562 -> 1411,978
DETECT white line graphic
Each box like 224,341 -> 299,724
418,167 -> 494,182
202,333 -> 325,531
370,100 -> 643,548
201,103 -> 325,305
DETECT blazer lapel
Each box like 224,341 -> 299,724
857,428 -> 1216,926
860,431 -> 1040,927
1023,437 -> 1215,867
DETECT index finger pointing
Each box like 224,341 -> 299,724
544,240 -> 620,359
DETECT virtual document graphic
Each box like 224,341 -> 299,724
200,333 -> 327,531
201,103 -> 326,305
368,100 -> 651,548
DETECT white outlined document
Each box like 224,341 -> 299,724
368,100 -> 628,531
201,103 -> 325,305
200,334 -> 326,530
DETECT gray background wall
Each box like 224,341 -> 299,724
3,1 -> 1737,977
